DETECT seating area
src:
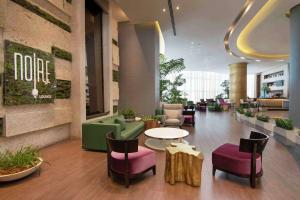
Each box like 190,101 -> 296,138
1,0 -> 300,200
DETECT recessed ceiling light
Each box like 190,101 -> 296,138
279,60 -> 284,62
229,52 -> 233,55
162,8 -> 166,12
191,41 -> 194,44
176,6 -> 180,10
255,59 -> 261,62
240,57 -> 245,60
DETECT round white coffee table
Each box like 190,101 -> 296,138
144,128 -> 189,151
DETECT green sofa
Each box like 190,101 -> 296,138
82,115 -> 145,151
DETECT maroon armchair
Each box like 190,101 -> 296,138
212,131 -> 269,188
106,132 -> 156,188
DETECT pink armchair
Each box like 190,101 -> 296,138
212,131 -> 269,188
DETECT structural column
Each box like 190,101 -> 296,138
289,4 -> 300,127
229,62 -> 247,107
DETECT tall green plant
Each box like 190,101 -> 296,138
160,54 -> 187,104
220,80 -> 230,98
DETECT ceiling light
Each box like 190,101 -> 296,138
176,6 -> 180,10
162,8 -> 166,12
278,60 -> 284,62
240,57 -> 245,60
229,52 -> 233,55
255,59 -> 261,62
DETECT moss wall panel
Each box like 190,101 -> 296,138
4,40 -> 56,105
56,79 -> 71,99
5,1 -> 71,53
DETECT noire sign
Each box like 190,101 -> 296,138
4,40 -> 56,105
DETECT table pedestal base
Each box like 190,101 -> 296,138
145,138 -> 188,151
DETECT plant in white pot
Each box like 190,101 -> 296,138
121,108 -> 136,122
236,107 -> 244,121
244,111 -> 256,124
0,146 -> 43,182
256,114 -> 274,132
274,118 -> 297,143
249,103 -> 258,113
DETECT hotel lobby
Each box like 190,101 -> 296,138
0,0 -> 300,199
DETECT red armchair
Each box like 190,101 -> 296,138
106,132 -> 156,187
212,131 -> 269,188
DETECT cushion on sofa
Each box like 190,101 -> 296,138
115,118 -> 126,131
121,121 -> 144,139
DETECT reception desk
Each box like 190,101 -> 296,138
257,98 -> 289,110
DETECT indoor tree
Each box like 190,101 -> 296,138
160,54 -> 187,104
220,80 -> 230,98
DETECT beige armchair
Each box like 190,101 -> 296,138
162,104 -> 184,128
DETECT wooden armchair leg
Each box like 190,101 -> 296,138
212,166 -> 216,176
152,166 -> 156,175
250,176 -> 256,188
125,175 -> 130,188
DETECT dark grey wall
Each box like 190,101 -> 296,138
289,4 -> 300,126
118,22 -> 160,116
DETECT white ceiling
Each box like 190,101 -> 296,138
115,0 -> 297,74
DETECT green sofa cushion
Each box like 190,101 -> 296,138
114,118 -> 126,131
121,121 -> 144,139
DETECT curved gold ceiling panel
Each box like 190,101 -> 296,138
237,0 -> 289,60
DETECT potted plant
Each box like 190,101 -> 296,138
249,103 -> 258,113
236,107 -> 244,121
142,115 -> 160,130
256,114 -> 274,132
240,103 -> 249,113
274,118 -> 297,143
121,109 -> 135,122
0,146 -> 43,182
245,111 -> 256,124
208,103 -> 222,112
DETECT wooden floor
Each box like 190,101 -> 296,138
1,112 -> 300,200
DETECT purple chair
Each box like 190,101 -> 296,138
212,131 -> 269,188
106,132 -> 156,187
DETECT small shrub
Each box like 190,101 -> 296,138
0,146 -> 40,175
256,114 -> 270,122
240,103 -> 249,109
245,111 -> 255,117
275,118 -> 294,130
208,103 -> 222,112
249,103 -> 257,108
121,109 -> 135,118
236,107 -> 244,114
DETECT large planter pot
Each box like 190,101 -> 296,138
274,127 -> 297,143
246,117 -> 256,125
144,120 -> 160,130
240,114 -> 247,121
0,157 -> 43,182
249,108 -> 258,113
256,120 -> 274,132
296,135 -> 300,145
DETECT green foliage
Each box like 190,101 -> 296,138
250,103 -> 258,108
113,105 -> 118,113
142,115 -> 160,121
220,80 -> 230,98
160,54 -> 187,104
112,70 -> 119,82
256,114 -> 270,122
240,103 -> 249,109
51,46 -> 72,61
215,94 -> 223,99
4,40 -> 55,105
56,80 -> 71,99
275,118 -> 294,130
11,0 -> 71,32
236,107 -> 244,114
121,109 -> 135,118
245,111 -> 255,117
0,146 -> 39,171
208,103 -> 223,112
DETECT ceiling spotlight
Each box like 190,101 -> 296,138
229,52 -> 233,55
255,59 -> 261,62
162,8 -> 166,12
176,6 -> 180,10
240,57 -> 245,60
279,60 -> 285,62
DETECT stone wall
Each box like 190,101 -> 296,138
0,0 -> 118,151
